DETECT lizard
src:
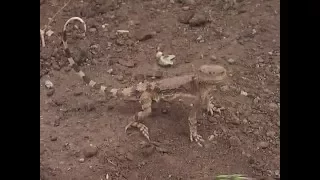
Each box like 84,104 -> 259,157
62,17 -> 228,146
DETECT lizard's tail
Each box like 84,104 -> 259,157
62,17 -> 108,93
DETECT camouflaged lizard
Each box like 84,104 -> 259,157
62,17 -> 228,146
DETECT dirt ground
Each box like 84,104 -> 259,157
40,0 -> 280,179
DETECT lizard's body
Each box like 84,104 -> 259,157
62,17 -> 227,146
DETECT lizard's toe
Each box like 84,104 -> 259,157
190,132 -> 205,147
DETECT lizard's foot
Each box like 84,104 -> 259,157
125,121 -> 150,141
190,129 -> 205,147
207,97 -> 225,116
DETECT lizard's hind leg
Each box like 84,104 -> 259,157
125,91 -> 153,141
188,102 -> 205,147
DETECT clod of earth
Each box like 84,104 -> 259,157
118,59 -> 135,68
83,145 -> 98,158
134,30 -> 155,41
210,55 -> 217,61
268,102 -> 278,111
266,131 -> 276,138
46,89 -> 55,96
178,11 -> 195,24
189,12 -> 208,26
73,90 -> 83,96
182,6 -> 190,10
229,136 -> 241,146
257,141 -> 269,149
50,136 -> 58,141
227,58 -> 236,64
54,118 -> 60,127
126,152 -> 134,161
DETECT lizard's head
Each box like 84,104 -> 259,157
146,82 -> 161,102
197,64 -> 227,84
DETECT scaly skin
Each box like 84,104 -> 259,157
122,65 -> 227,147
62,17 -> 227,146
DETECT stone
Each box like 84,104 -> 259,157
46,89 -> 55,96
178,11 -> 195,24
189,12 -> 207,26
229,136 -> 241,146
257,141 -> 269,149
134,30 -> 155,41
118,59 -> 135,68
227,58 -> 236,64
126,152 -> 134,161
210,55 -> 217,61
83,145 -> 98,158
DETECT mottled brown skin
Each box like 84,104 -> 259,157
123,66 -> 227,147
62,17 -> 227,146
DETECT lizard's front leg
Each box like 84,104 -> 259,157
202,89 -> 225,116
125,91 -> 153,141
206,97 -> 225,115
188,101 -> 205,147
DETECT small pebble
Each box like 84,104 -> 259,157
134,30 -> 155,41
116,75 -> 124,81
107,105 -> 114,110
64,66 -> 71,72
185,0 -> 196,5
227,58 -> 235,64
156,147 -> 169,153
208,135 -> 215,141
161,108 -> 168,114
52,63 -> 60,70
54,117 -> 60,127
182,6 -> 190,10
240,90 -> 248,96
268,102 -> 278,111
220,85 -> 229,92
83,145 -> 98,158
83,101 -> 95,112
266,131 -> 276,137
46,89 -> 55,96
210,55 -> 217,61
50,136 -> 58,141
107,69 -> 113,74
229,136 -> 241,146
257,57 -> 264,63
79,158 -> 85,163
126,152 -> 134,161
189,12 -> 207,26
73,90 -> 83,96
231,115 -> 241,125
253,97 -> 260,104
118,59 -> 135,68
178,11 -> 195,24
45,80 -> 54,89
141,144 -> 156,156
248,157 -> 255,164
242,119 -> 248,124
46,30 -> 54,37
258,141 -> 269,149
89,28 -> 97,32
